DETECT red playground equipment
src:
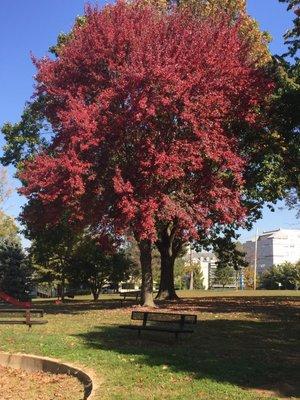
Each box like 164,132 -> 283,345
0,290 -> 31,308
0,291 -> 46,327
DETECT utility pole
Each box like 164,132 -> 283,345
189,245 -> 194,290
253,228 -> 258,290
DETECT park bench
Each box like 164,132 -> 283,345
0,308 -> 47,328
119,311 -> 197,339
119,290 -> 141,306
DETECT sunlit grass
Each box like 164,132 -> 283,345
33,289 -> 300,303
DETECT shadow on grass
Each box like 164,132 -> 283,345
158,296 -> 300,321
33,296 -> 299,321
75,318 -> 300,399
31,298 -> 130,314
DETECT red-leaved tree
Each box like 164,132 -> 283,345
20,1 -> 272,306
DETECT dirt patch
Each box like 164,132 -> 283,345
0,365 -> 84,400
248,383 -> 298,400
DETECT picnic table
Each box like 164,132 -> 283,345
119,290 -> 141,305
0,308 -> 47,327
119,310 -> 197,339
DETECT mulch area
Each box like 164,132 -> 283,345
0,365 -> 83,400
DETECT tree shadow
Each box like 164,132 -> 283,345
31,298 -> 134,315
157,296 -> 300,322
33,296 -> 299,320
75,318 -> 300,398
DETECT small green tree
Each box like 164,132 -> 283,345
0,170 -> 17,241
173,258 -> 185,289
69,238 -> 134,301
108,252 -> 136,293
213,266 -> 236,288
174,257 -> 204,290
0,211 -> 19,240
193,267 -> 205,290
243,266 -> 255,289
261,261 -> 300,289
26,218 -> 80,301
0,238 -> 32,300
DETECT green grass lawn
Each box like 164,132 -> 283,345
0,290 -> 299,400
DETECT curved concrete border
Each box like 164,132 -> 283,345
0,352 -> 97,400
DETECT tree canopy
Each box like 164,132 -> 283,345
20,3 -> 271,238
144,0 -> 271,66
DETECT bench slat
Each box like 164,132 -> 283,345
119,325 -> 193,333
0,308 -> 44,316
0,310 -> 44,317
0,320 -> 48,325
131,311 -> 197,324
0,308 -> 46,327
120,291 -> 140,300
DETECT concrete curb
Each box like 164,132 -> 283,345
0,351 -> 97,399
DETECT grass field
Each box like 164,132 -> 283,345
0,290 -> 299,400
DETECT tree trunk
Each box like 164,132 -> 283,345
61,272 -> 65,302
92,291 -> 100,301
156,226 -> 181,300
138,239 -> 155,307
90,279 -> 102,301
189,270 -> 194,290
156,250 -> 179,300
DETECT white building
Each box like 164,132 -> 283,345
187,250 -> 218,289
243,229 -> 300,273
185,249 -> 237,289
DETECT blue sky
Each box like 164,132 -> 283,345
0,0 -> 299,245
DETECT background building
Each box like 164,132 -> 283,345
185,249 -> 238,289
243,229 -> 300,273
188,250 -> 217,289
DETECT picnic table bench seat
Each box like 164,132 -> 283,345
119,290 -> 141,306
120,290 -> 141,300
0,308 -> 47,327
119,311 -> 197,339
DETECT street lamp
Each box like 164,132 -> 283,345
254,228 -> 258,290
